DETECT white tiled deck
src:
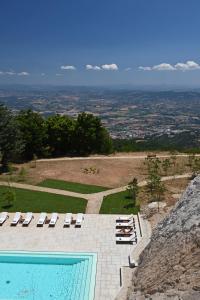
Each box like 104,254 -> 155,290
0,214 -> 142,300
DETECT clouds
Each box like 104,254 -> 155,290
125,67 -> 132,71
61,65 -> 76,70
18,71 -> 29,76
85,63 -> 119,71
6,71 -> 16,75
139,60 -> 200,71
86,64 -> 101,70
0,70 -> 30,76
101,63 -> 118,70
175,60 -> 200,71
152,63 -> 176,71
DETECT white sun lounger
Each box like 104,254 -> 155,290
75,213 -> 84,227
116,215 -> 133,222
0,212 -> 8,225
64,213 -> 72,227
115,228 -> 136,236
37,212 -> 47,227
11,212 -> 21,226
116,220 -> 134,228
116,234 -> 137,244
22,212 -> 33,226
49,213 -> 58,227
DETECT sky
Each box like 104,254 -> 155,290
1,0 -> 200,86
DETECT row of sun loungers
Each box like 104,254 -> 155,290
115,215 -> 137,244
0,212 -> 84,227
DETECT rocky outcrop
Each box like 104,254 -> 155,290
128,176 -> 200,299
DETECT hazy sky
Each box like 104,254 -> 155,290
1,0 -> 200,86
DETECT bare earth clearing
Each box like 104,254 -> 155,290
12,152 -> 190,188
21,158 -> 146,187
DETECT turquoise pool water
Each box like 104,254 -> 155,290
0,251 -> 97,300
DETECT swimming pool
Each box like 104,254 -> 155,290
0,251 -> 97,300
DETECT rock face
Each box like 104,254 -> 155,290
128,176 -> 200,299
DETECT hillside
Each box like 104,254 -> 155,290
128,176 -> 200,300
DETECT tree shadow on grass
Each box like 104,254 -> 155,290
123,203 -> 135,209
1,204 -> 13,209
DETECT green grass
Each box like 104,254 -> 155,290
0,186 -> 87,213
100,190 -> 140,214
37,179 -> 110,194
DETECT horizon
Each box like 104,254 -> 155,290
1,0 -> 200,86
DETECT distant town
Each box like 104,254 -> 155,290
1,86 -> 200,140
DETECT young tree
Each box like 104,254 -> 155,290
191,157 -> 200,177
162,158 -> 172,176
146,167 -> 165,211
126,177 -> 139,206
144,156 -> 162,176
2,186 -> 16,208
188,153 -> 195,169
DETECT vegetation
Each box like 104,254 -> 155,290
37,179 -> 109,194
187,154 -> 200,177
0,186 -> 87,213
0,105 -> 113,171
113,132 -> 200,153
144,157 -> 166,208
100,190 -> 140,214
17,110 -> 47,160
126,177 -> 139,207
1,186 -> 16,208
0,105 -> 23,171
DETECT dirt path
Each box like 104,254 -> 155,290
37,154 -> 200,162
0,174 -> 191,214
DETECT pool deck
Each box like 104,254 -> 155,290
0,214 -> 151,300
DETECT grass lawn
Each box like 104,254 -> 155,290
37,179 -> 110,194
100,190 -> 140,214
0,186 -> 87,213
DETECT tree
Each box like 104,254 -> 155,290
162,158 -> 172,176
126,177 -> 139,206
46,114 -> 75,156
144,156 -> 162,176
17,110 -> 47,160
1,186 -> 16,208
0,105 -> 23,171
73,112 -> 113,155
146,171 -> 165,210
188,153 -> 195,169
191,157 -> 200,177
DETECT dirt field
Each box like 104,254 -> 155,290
23,158 -> 146,187
4,153 -> 191,188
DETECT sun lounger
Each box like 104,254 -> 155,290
116,219 -> 134,228
115,228 -> 136,237
11,212 -> 21,226
22,212 -> 33,226
37,212 -> 47,227
116,215 -> 134,223
0,212 -> 8,225
116,234 -> 137,244
75,213 -> 84,227
49,213 -> 58,227
64,213 -> 72,227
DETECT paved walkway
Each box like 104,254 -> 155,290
0,173 -> 191,214
0,213 -> 143,300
